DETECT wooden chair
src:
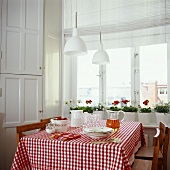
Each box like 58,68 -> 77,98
16,121 -> 47,144
135,122 -> 169,170
132,127 -> 160,170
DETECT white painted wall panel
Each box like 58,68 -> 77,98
7,0 -> 22,28
44,35 -> 60,117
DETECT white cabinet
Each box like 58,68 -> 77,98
0,0 -> 62,120
1,0 -> 43,75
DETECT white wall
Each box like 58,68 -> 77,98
43,0 -> 62,118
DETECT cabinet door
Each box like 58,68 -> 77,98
1,0 -> 43,75
0,74 -> 43,170
0,74 -> 43,125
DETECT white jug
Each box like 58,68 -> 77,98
70,110 -> 83,127
106,110 -> 125,122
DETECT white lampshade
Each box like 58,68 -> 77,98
92,43 -> 110,65
64,28 -> 87,56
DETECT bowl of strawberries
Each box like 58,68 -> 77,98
51,117 -> 68,132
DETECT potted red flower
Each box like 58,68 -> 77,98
138,100 -> 152,125
139,100 -> 151,113
86,99 -> 92,104
109,100 -> 121,111
121,99 -> 138,122
84,99 -> 93,113
121,99 -> 130,105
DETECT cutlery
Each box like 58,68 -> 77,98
92,137 -> 122,144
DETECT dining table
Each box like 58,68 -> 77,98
11,120 -> 145,170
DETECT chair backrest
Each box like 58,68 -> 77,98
152,127 -> 160,170
159,122 -> 169,170
16,121 -> 47,144
40,116 -> 61,124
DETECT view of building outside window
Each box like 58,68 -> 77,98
140,44 -> 167,108
77,50 -> 99,105
106,48 -> 131,107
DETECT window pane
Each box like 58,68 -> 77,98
77,51 -> 99,105
106,48 -> 131,106
140,44 -> 167,107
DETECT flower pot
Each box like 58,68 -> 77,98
155,112 -> 169,125
124,112 -> 137,121
138,113 -> 151,125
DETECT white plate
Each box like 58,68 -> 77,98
84,127 -> 112,133
83,127 -> 113,139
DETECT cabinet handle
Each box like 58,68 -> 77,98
39,110 -> 43,113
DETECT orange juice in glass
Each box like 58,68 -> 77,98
106,111 -> 124,133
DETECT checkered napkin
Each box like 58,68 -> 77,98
50,132 -> 81,141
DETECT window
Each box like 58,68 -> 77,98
77,51 -> 99,105
140,44 -> 167,107
160,89 -> 165,95
106,48 -> 131,106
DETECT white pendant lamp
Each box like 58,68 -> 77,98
92,0 -> 110,65
64,1 -> 87,57
92,32 -> 110,65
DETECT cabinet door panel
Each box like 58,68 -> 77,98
24,76 -> 42,122
25,33 -> 40,73
6,31 -> 22,72
7,0 -> 22,28
26,0 -> 40,30
5,77 -> 21,123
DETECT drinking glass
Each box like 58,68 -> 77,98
82,112 -> 89,130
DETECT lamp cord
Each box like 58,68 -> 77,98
75,12 -> 77,28
75,0 -> 77,28
76,0 -> 77,12
100,0 -> 102,44
165,0 -> 166,42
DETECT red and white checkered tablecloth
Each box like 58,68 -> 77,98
11,121 -> 145,170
